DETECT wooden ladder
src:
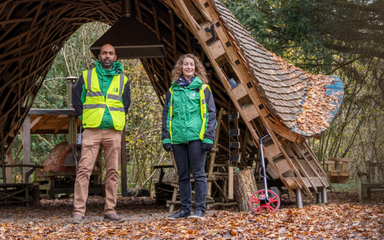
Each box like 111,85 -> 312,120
173,0 -> 331,203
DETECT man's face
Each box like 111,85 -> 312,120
98,44 -> 117,69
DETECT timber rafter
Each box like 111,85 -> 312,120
1,0 -> 338,201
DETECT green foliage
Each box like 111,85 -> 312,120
11,22 -> 111,182
124,60 -> 169,191
332,180 -> 359,193
34,22 -> 110,109
223,0 -> 331,72
11,22 -> 168,193
224,0 -> 384,178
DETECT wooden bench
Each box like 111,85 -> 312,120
0,163 -> 43,206
37,170 -> 103,199
154,165 -> 174,205
324,158 -> 352,183
5,164 -> 44,183
357,161 -> 384,202
0,183 -> 40,206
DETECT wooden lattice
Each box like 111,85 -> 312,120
1,0 -> 341,201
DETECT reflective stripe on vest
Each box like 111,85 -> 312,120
168,84 -> 210,143
169,89 -> 174,143
82,68 -> 126,130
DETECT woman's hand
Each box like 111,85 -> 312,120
163,143 -> 172,152
202,143 -> 213,152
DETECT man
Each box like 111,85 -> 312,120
70,44 -> 131,224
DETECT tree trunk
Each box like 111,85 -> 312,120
234,168 -> 257,212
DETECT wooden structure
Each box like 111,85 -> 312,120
357,161 -> 384,202
0,0 -> 344,208
324,158 -> 352,184
36,141 -> 103,199
0,183 -> 40,206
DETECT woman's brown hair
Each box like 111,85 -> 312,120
171,54 -> 208,84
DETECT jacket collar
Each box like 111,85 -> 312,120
171,76 -> 203,90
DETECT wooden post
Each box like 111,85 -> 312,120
228,166 -> 234,200
170,151 -> 178,177
169,151 -> 178,212
1,144 -> 5,183
22,115 -> 31,183
207,108 -> 224,197
233,168 -> 257,212
358,176 -> 363,202
121,124 -> 127,197
68,115 -> 76,144
5,145 -> 12,183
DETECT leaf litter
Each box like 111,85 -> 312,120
0,191 -> 383,239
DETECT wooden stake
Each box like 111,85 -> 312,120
228,165 -> 234,200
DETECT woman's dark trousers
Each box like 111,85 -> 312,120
172,140 -> 207,213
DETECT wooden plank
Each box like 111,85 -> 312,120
168,9 -> 178,60
284,177 -> 300,189
309,177 -> 323,187
302,177 -> 311,188
241,104 -> 259,121
208,40 -> 225,59
121,125 -> 127,197
207,108 -> 224,198
266,164 -> 279,180
331,170 -> 350,177
232,83 -> 248,100
275,159 -> 292,175
173,0 -> 298,197
301,142 -> 331,188
228,166 -> 234,200
21,115 -> 30,183
30,116 -> 43,130
5,145 -> 12,183
299,159 -> 317,176
264,142 -> 282,160
53,117 -> 69,134
183,0 -> 205,24
198,21 -> 213,42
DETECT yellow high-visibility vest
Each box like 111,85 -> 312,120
82,68 -> 127,131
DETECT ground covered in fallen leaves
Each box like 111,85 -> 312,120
0,190 -> 383,239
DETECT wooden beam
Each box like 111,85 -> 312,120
21,115 -> 30,183
5,145 -> 12,183
121,125 -> 127,197
169,9 -> 178,59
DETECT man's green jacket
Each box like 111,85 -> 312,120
72,61 -> 131,129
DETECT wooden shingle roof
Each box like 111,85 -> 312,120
0,0 -> 344,150
0,0 -> 337,199
213,0 -> 343,136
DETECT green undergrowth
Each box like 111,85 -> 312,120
331,179 -> 358,193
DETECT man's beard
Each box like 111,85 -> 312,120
100,59 -> 114,69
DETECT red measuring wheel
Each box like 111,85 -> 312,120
249,189 -> 280,213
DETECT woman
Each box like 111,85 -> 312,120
162,54 -> 216,219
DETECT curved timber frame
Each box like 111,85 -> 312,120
0,0 -> 334,202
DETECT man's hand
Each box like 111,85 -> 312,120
163,143 -> 172,152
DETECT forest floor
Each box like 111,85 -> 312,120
0,189 -> 383,239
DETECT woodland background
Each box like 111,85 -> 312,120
7,0 -> 384,193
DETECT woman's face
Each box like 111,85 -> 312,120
182,57 -> 195,80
